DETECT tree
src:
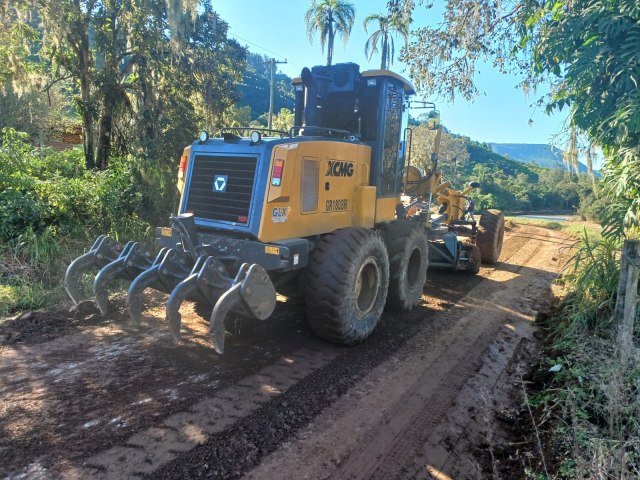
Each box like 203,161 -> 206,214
409,123 -> 469,185
5,0 -> 245,170
523,0 -> 640,232
363,12 -> 408,70
305,0 -> 356,66
399,0 -> 639,232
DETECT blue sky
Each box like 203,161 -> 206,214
214,0 -> 569,146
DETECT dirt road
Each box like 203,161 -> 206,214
0,224 -> 572,479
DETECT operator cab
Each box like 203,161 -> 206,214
292,63 -> 415,198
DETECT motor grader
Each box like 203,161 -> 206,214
65,62 -> 504,353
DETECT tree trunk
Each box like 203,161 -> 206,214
79,26 -> 95,169
96,88 -> 117,170
327,16 -> 334,66
381,35 -> 388,69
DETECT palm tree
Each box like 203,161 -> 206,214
363,12 -> 408,70
305,0 -> 356,66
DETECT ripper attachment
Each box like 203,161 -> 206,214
64,214 -> 277,353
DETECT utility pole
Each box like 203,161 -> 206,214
268,58 -> 287,130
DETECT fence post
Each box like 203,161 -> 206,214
615,240 -> 640,360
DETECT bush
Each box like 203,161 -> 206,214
561,230 -> 621,333
0,128 -> 164,316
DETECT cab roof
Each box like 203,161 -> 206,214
361,69 -> 416,95
291,67 -> 416,96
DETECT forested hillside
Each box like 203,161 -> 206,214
236,53 -> 294,121
408,120 -> 600,216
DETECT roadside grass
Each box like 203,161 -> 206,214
524,225 -> 640,478
0,226 -> 154,319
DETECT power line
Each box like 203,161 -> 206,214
227,30 -> 301,70
228,32 -> 286,61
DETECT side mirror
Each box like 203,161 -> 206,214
469,181 -> 481,188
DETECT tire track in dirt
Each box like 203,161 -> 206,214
63,346 -> 339,479
0,225 -> 555,479
244,226 -> 569,480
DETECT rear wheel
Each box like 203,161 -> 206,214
383,224 -> 429,311
305,228 -> 389,345
477,209 -> 505,264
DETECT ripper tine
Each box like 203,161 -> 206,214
166,272 -> 199,340
209,264 -> 276,355
93,242 -> 136,315
209,283 -> 243,354
165,255 -> 209,340
127,248 -> 171,325
65,250 -> 100,305
127,265 -> 160,326
64,235 -> 121,305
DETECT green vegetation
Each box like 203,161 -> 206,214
0,129 -> 156,316
237,53 -> 295,122
409,120 -> 601,218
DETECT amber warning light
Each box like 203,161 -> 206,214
271,159 -> 285,186
178,155 -> 187,179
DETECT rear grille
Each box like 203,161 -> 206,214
185,154 -> 257,224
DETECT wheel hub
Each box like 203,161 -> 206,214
355,256 -> 381,316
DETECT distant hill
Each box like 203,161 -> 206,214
489,143 -> 592,174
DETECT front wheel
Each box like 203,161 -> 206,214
477,209 -> 505,264
305,228 -> 390,345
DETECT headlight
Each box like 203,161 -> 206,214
250,131 -> 262,144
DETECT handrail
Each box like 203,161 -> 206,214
289,125 -> 354,140
219,127 -> 290,138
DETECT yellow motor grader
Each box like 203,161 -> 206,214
65,62 -> 504,353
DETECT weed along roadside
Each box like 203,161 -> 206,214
494,225 -> 640,478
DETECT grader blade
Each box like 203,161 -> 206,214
210,263 -> 276,355
92,242 -> 155,315
64,235 -> 122,305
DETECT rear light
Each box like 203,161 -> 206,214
271,158 -> 285,186
178,155 -> 187,179
237,216 -> 248,223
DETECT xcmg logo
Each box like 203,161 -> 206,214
325,160 -> 354,177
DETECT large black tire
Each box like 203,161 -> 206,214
305,228 -> 390,345
383,224 -> 429,311
477,209 -> 505,264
